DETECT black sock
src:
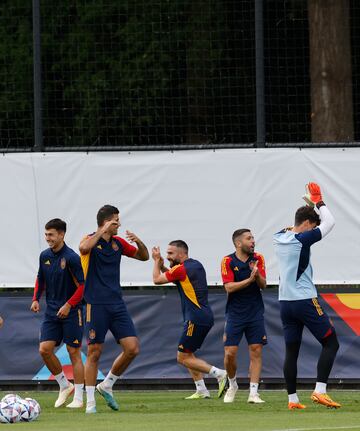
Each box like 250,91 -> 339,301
317,331 -> 339,383
283,341 -> 301,394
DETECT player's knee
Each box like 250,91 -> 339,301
87,347 -> 102,363
67,346 -> 81,361
224,349 -> 237,363
249,344 -> 262,359
124,343 -> 140,359
39,345 -> 53,358
322,332 -> 339,354
176,352 -> 187,366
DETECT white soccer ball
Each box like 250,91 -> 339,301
17,398 -> 33,422
24,398 -> 41,421
1,394 -> 22,404
0,400 -> 22,423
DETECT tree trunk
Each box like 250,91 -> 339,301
186,0 -> 211,144
308,0 -> 353,142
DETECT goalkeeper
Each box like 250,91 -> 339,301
273,183 -> 340,409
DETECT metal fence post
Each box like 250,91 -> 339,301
255,0 -> 265,147
32,0 -> 43,152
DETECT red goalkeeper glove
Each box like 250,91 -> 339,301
302,182 -> 323,207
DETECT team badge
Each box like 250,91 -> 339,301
233,266 -> 239,271
111,241 -> 119,251
44,260 -> 51,265
60,258 -> 66,269
97,245 -> 102,250
248,260 -> 257,270
89,329 -> 96,340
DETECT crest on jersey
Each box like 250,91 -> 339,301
248,260 -> 257,270
89,329 -> 96,340
112,241 -> 119,251
60,258 -> 66,269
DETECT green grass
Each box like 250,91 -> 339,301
1,390 -> 360,431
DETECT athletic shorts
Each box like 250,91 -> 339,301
178,321 -> 213,353
85,302 -> 137,344
280,298 -> 334,343
40,307 -> 83,348
224,318 -> 267,346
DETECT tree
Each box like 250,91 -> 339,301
308,0 -> 354,142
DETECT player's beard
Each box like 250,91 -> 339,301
169,259 -> 180,267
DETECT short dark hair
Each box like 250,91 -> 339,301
45,218 -> 67,233
169,240 -> 189,253
232,229 -> 251,244
97,205 -> 119,226
294,206 -> 320,226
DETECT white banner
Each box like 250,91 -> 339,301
0,148 -> 358,287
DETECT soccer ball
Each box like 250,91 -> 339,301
25,398 -> 41,421
17,398 -> 34,422
1,394 -> 22,404
0,400 -> 22,423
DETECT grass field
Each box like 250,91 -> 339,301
1,390 -> 360,431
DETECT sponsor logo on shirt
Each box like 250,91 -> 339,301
45,260 -> 51,265
97,245 -> 102,250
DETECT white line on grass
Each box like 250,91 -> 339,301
271,427 -> 360,431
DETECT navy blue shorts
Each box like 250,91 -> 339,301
178,321 -> 213,353
280,298 -> 334,343
40,307 -> 83,348
85,302 -> 137,344
224,318 -> 267,346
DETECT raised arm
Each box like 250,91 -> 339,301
152,246 -> 170,284
125,231 -> 149,261
79,219 -> 117,255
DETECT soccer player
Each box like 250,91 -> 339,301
30,219 -> 85,409
80,205 -> 149,414
273,183 -> 340,409
221,229 -> 267,404
152,241 -> 227,399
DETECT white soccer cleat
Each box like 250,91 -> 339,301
54,382 -> 74,408
247,393 -> 265,404
224,386 -> 238,403
66,398 -> 84,408
85,403 -> 97,414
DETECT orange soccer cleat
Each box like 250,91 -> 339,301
311,392 -> 341,409
288,402 -> 307,410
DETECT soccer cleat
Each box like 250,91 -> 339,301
311,392 -> 341,409
96,382 -> 119,411
224,386 -> 238,403
247,393 -> 265,404
66,398 -> 84,409
185,391 -> 210,400
217,374 -> 229,398
302,182 -> 323,207
85,404 -> 97,414
54,382 -> 75,408
288,402 -> 306,410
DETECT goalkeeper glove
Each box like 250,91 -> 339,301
302,182 -> 323,207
